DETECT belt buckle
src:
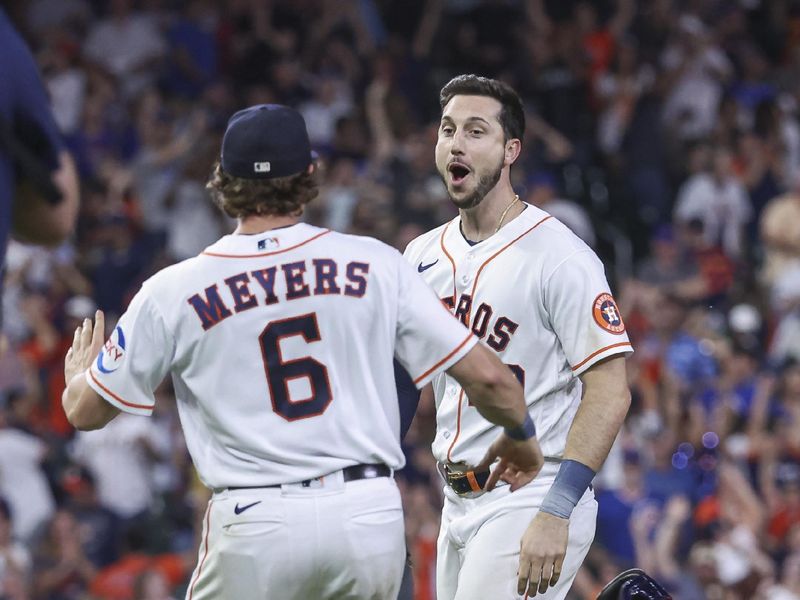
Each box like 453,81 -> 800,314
443,463 -> 485,498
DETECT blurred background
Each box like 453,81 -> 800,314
1,0 -> 800,598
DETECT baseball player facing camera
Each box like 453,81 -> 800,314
63,104 -> 544,599
404,75 -> 633,599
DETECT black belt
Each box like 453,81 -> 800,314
228,463 -> 391,490
440,465 -> 491,496
440,457 -> 568,497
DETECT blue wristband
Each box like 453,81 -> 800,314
504,413 -> 536,441
540,459 -> 595,519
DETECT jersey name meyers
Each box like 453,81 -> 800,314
187,258 -> 369,331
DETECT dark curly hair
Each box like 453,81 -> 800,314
206,162 -> 319,219
439,74 -> 525,142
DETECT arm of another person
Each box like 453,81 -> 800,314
447,341 -> 544,489
2,10 -> 79,245
12,150 -> 79,246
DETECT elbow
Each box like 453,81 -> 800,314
67,412 -> 105,432
616,387 -> 632,420
64,396 -> 109,431
13,151 -> 80,247
63,400 -> 94,431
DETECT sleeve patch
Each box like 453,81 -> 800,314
592,293 -> 626,334
95,326 -> 127,373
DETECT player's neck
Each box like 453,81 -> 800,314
235,214 -> 301,235
459,183 -> 523,242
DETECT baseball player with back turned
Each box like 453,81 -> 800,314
61,104 -> 545,599
404,75 -> 633,599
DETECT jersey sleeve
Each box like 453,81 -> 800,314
544,250 -> 633,376
86,286 -> 174,416
393,254 -> 477,389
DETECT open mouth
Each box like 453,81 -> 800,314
448,163 -> 471,185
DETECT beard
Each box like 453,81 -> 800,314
442,154 -> 504,210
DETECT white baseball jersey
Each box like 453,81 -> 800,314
87,223 -> 477,489
404,203 -> 633,466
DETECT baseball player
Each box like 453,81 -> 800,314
404,75 -> 633,599
62,104 -> 544,599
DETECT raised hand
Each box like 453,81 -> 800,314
64,310 -> 105,385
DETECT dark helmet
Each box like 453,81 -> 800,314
597,569 -> 672,600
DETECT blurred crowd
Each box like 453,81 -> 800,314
1,0 -> 800,598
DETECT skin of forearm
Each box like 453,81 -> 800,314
63,373 -> 118,430
462,372 -> 528,430
563,356 -> 630,470
448,345 -> 528,430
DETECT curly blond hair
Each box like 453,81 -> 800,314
206,161 -> 319,219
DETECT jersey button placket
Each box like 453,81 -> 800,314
458,261 -> 471,288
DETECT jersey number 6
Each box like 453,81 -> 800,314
259,313 -> 332,421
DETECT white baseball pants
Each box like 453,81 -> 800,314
185,473 -> 405,599
437,461 -> 598,600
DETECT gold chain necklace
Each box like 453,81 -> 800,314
494,195 -> 520,233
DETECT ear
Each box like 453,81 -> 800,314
504,139 -> 521,167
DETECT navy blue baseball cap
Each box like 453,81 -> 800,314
221,104 -> 313,179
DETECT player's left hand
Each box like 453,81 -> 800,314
476,432 -> 544,492
64,310 -> 105,385
517,510 -> 568,597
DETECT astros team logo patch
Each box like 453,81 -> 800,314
96,326 -> 127,373
592,293 -> 625,334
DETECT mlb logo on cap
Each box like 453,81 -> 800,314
221,104 -> 313,180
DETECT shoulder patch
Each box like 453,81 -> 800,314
592,293 -> 625,334
96,326 -> 127,373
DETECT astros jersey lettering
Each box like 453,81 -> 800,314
87,223 -> 476,489
404,204 -> 633,466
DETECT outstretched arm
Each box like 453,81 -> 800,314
447,344 -> 545,490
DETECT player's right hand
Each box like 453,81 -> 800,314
476,433 -> 544,492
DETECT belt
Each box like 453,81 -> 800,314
443,466 -> 491,496
227,463 -> 391,491
439,457 -> 565,498
437,462 -> 492,497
